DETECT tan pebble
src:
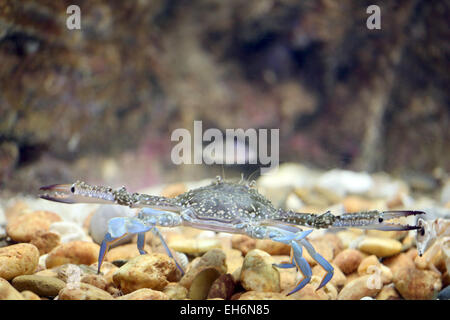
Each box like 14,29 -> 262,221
21,290 -> 41,300
358,237 -> 402,258
90,261 -> 118,284
105,243 -> 151,262
188,268 -> 221,300
113,253 -> 180,294
161,183 -> 187,198
255,239 -> 290,255
357,255 -> 380,275
168,238 -> 221,255
59,282 -> 113,300
6,210 -> 61,242
12,275 -> 66,297
0,243 -> 40,280
333,249 -> 363,274
393,267 -> 442,300
376,285 -> 401,300
401,235 -> 415,251
30,231 -> 61,255
231,235 -> 256,255
240,249 -> 280,293
344,272 -> 360,285
231,266 -> 241,283
336,230 -> 362,249
116,288 -> 169,300
274,256 -> 297,291
4,201 -> 30,222
320,233 -> 344,257
81,274 -> 107,291
162,282 -> 188,300
288,283 -> 323,300
366,230 -> 405,240
238,291 -> 292,300
180,249 -> 227,289
34,269 -> 58,278
383,253 -> 415,275
207,274 -> 235,300
0,277 -> 25,300
310,275 -> 338,300
312,263 -> 346,289
304,240 -> 334,266
223,248 -> 243,274
338,275 -> 382,300
46,241 -> 100,268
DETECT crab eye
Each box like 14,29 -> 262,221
420,227 -> 425,237
378,218 -> 383,223
70,186 -> 75,193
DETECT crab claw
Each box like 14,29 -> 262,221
373,210 -> 426,231
39,184 -> 77,203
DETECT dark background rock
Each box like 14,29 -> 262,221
0,0 -> 448,194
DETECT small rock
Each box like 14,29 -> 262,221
50,221 -> 90,243
113,253 -> 180,293
317,169 -> 373,197
223,248 -> 243,274
116,288 -> 169,300
393,267 -> 442,300
338,275 -> 382,300
358,237 -> 403,258
240,249 -> 280,293
288,284 -> 323,300
304,239 -> 334,267
59,282 -> 113,300
12,275 -> 65,297
383,253 -> 415,274
106,243 -> 152,261
56,264 -> 95,283
0,243 -> 40,280
333,249 -> 364,274
255,239 -> 290,255
207,274 -> 235,300
81,274 -> 107,291
89,205 -> 135,245
376,284 -> 401,300
46,241 -> 100,268
162,282 -> 188,300
231,235 -> 256,255
6,211 -> 62,242
336,230 -> 364,249
437,285 -> 450,300
0,277 -> 24,300
30,231 -> 61,255
188,268 -> 222,300
180,249 -> 227,289
168,238 -> 222,255
238,291 -> 292,300
309,275 -> 338,300
21,290 -> 41,300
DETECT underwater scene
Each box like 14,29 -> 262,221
0,0 -> 449,304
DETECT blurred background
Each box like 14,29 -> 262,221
0,0 -> 448,197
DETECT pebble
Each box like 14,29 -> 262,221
255,239 -> 290,255
49,221 -> 90,243
238,291 -> 292,300
231,235 -> 256,255
113,253 -> 180,293
12,275 -> 66,297
180,249 -> 227,289
188,268 -> 222,300
309,275 -> 338,300
58,282 -> 113,300
105,243 -> 152,261
437,285 -> 450,300
30,230 -> 61,255
207,274 -> 235,300
168,238 -> 222,255
303,239 -> 334,266
89,204 -> 135,245
223,248 -> 243,274
20,290 -> 41,300
81,274 -> 108,291
287,283 -> 323,300
240,249 -> 281,293
316,169 -> 373,197
376,284 -> 401,300
393,267 -> 442,300
6,210 -> 62,242
116,288 -> 169,300
358,237 -> 403,258
338,275 -> 382,300
383,252 -> 415,274
0,277 -> 25,300
333,249 -> 364,274
162,282 -> 188,300
0,243 -> 40,280
45,241 -> 100,268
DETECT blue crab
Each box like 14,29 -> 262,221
40,177 -> 424,295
